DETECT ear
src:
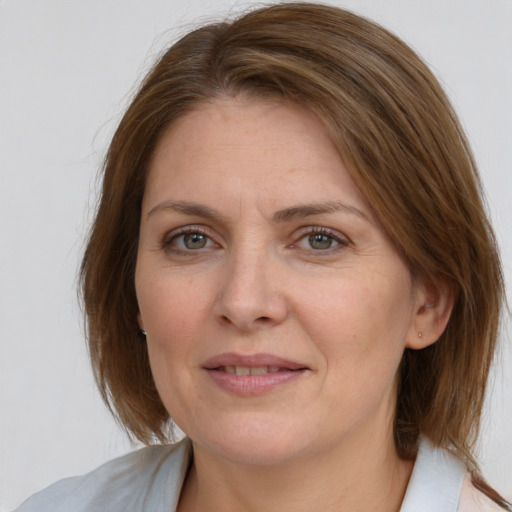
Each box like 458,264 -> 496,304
137,312 -> 144,331
406,277 -> 455,350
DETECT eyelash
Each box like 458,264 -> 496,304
160,226 -> 349,255
293,227 -> 349,254
161,226 -> 217,254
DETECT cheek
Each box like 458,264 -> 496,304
137,271 -> 213,345
296,268 -> 413,376
136,271 -> 215,409
138,273 -> 211,418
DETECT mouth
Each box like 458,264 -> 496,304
202,353 -> 309,396
202,352 -> 308,372
213,365 -> 297,375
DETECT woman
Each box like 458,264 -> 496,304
15,2 -> 509,511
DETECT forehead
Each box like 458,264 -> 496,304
151,96 -> 336,165
144,96 -> 368,213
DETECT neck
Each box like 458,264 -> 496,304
177,425 -> 414,512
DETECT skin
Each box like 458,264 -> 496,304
135,96 -> 452,512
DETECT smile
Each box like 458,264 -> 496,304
202,354 -> 309,396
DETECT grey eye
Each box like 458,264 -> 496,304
308,233 -> 336,250
163,228 -> 218,253
182,233 -> 209,249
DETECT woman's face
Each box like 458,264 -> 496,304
136,97 -> 424,465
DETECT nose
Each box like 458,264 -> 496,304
214,251 -> 288,332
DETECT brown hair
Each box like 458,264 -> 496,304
81,2 -> 508,507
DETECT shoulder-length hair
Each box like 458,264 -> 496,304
81,2 -> 507,507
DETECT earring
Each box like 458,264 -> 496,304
418,332 -> 423,338
140,329 -> 147,337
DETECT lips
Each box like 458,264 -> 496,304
203,352 -> 307,369
202,353 -> 309,396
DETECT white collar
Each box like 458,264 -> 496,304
400,436 -> 466,512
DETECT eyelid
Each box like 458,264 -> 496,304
291,226 -> 350,251
161,225 -> 220,252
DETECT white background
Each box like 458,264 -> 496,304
1,0 -> 511,509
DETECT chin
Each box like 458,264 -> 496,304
186,418 -> 314,466
211,438 -> 309,466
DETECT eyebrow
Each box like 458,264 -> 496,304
147,200 -> 370,224
147,200 -> 220,220
272,201 -> 371,224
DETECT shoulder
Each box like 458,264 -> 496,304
458,473 -> 507,512
13,438 -> 191,512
